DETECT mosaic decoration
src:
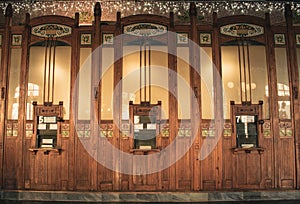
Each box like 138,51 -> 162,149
279,121 -> 292,137
80,33 -> 92,45
6,123 -> 12,137
296,34 -> 300,45
100,123 -> 113,138
223,122 -> 232,137
26,123 -> 33,138
161,123 -> 169,137
6,121 -> 18,137
200,33 -> 211,45
76,122 -> 90,138
220,23 -> 264,37
124,23 -> 167,37
263,121 -> 271,137
121,122 -> 130,138
102,33 -> 114,45
178,122 -> 191,137
201,122 -> 215,137
61,123 -> 70,137
177,33 -> 188,44
274,33 -> 286,45
12,34 -> 22,46
31,24 -> 72,38
85,124 -> 91,137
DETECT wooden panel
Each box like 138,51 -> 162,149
201,137 -> 217,190
75,139 -> 91,190
236,153 -> 247,186
29,150 -> 62,190
97,124 -> 114,191
234,150 -> 263,189
222,137 -> 233,189
277,138 -> 295,188
176,137 -> 192,190
247,152 -> 261,185
3,140 -> 17,189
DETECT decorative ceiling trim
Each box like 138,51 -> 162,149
31,24 -> 72,38
123,23 -> 167,37
220,23 -> 264,37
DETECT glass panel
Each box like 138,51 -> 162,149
27,44 -> 71,120
122,45 -> 168,120
221,46 -> 241,119
201,47 -> 214,119
101,48 -> 114,120
8,49 -> 22,119
275,48 -> 291,119
177,47 -> 190,119
54,46 -> 71,119
28,46 -> 44,118
78,48 -> 92,120
150,47 -> 168,119
249,46 -> 269,118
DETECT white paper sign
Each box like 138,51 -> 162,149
38,124 -> 47,130
49,124 -> 58,130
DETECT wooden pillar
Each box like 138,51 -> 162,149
113,11 -> 122,191
68,12 -> 80,191
265,12 -> 278,188
90,2 -> 101,191
189,2 -> 201,191
284,4 -> 299,189
168,11 -> 177,190
17,13 -> 31,189
0,3 -> 12,189
212,12 -> 223,190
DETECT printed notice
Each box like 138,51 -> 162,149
38,124 -> 47,130
49,124 -> 58,130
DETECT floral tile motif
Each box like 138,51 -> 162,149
81,33 -> 92,45
177,33 -> 189,44
200,33 -> 211,45
274,34 -> 285,45
103,33 -> 114,45
12,34 -> 22,46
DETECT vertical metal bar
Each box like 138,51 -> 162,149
144,42 -> 147,102
47,39 -> 53,102
43,38 -> 48,103
237,39 -> 243,102
246,41 -> 252,103
148,41 -> 151,103
242,38 -> 247,102
140,39 -> 142,103
51,38 -> 56,103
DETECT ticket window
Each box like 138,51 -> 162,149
32,102 -> 63,149
134,115 -> 157,149
236,115 -> 258,148
130,101 -> 161,150
37,116 -> 58,148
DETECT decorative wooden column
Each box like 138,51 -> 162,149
113,11 -> 122,191
265,12 -> 278,188
68,12 -> 80,191
0,3 -> 12,189
212,12 -> 223,190
189,2 -> 201,191
168,11 -> 177,190
285,4 -> 299,189
17,13 -> 31,189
